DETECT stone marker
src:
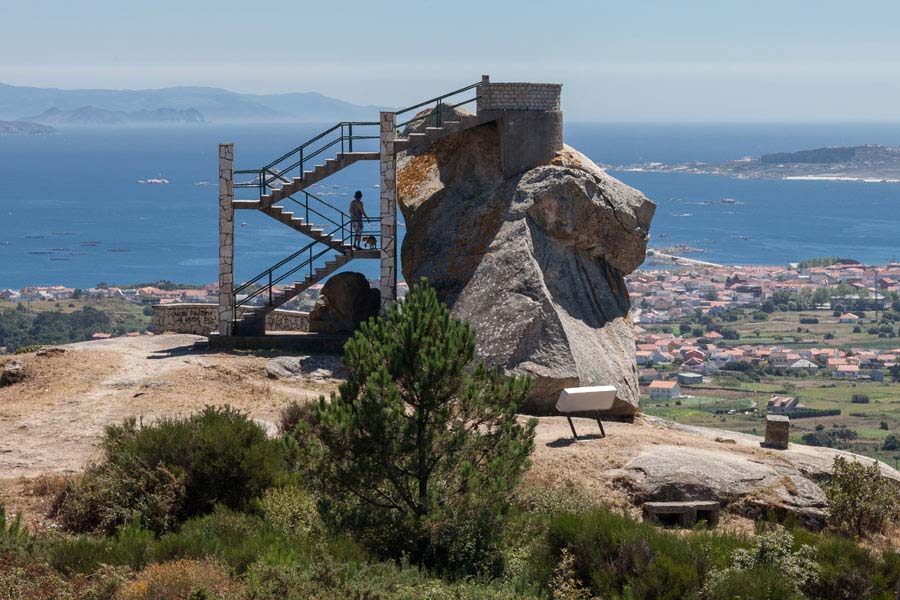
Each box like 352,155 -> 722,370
642,501 -> 720,527
763,414 -> 790,450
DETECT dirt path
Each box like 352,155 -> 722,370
0,335 -> 325,479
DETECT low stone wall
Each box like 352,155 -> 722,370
479,82 -> 561,112
151,303 -> 308,335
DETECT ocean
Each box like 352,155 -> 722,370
1,122 -> 899,289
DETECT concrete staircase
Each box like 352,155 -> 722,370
262,151 -> 378,206
394,113 -> 486,152
233,249 -> 378,335
232,202 -> 353,253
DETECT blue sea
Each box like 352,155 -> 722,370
1,122 -> 900,289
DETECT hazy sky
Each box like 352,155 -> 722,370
3,0 -> 900,121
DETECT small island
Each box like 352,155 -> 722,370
0,120 -> 55,135
617,144 -> 900,182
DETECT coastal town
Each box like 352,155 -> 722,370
4,259 -> 899,376
629,259 -> 900,378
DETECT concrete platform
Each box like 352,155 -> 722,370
207,331 -> 350,353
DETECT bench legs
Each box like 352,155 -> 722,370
565,413 -> 606,440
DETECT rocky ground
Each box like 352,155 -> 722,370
1,335 -> 897,535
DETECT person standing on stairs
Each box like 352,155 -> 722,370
349,190 -> 368,250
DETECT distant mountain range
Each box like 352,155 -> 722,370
24,106 -> 205,126
0,83 -> 386,123
0,120 -> 55,134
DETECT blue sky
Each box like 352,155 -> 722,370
3,0 -> 900,121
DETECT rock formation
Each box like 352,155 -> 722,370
308,271 -> 380,334
397,117 -> 655,415
0,360 -> 25,386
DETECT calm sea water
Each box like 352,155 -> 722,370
1,123 -> 899,289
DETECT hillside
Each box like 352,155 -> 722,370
0,82 -> 387,123
0,120 -> 54,134
618,144 -> 900,182
24,106 -> 205,125
2,335 -> 896,533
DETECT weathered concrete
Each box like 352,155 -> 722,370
379,111 -> 397,313
218,144 -> 234,336
152,304 -> 308,335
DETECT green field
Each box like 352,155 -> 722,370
0,297 -> 151,352
643,376 -> 900,467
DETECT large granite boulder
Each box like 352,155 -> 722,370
397,121 -> 655,415
308,272 -> 379,334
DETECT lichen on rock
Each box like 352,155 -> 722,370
397,118 -> 655,415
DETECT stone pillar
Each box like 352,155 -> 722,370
218,144 -> 234,336
379,112 -> 397,313
763,415 -> 790,450
476,74 -> 490,114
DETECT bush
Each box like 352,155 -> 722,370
703,529 -> 818,598
152,507 -> 284,574
536,508 -> 744,599
55,406 -> 286,534
826,457 -> 899,537
55,462 -> 185,535
298,280 -> 536,575
851,394 -> 870,404
882,434 -> 900,451
0,504 -> 31,554
277,400 -> 316,435
257,484 -> 322,537
117,559 -> 243,600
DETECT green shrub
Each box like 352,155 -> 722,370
153,508 -> 284,574
243,554 -> 534,600
257,485 -> 322,537
299,281 -> 535,575
47,518 -> 156,575
826,457 -> 899,537
703,565 -> 806,600
277,400 -> 316,435
703,529 -> 818,598
0,504 -> 31,554
55,406 -> 286,534
55,462 -> 185,535
537,508 -> 744,600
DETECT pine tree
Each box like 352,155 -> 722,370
299,279 -> 536,573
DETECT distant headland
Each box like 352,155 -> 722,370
616,144 -> 900,183
0,120 -> 55,135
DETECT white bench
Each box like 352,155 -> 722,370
556,385 -> 617,440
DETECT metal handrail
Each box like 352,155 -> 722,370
233,217 -> 380,310
235,120 -> 378,196
394,82 -> 482,116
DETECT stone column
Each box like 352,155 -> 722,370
218,144 -> 234,336
379,112 -> 397,313
476,74 -> 490,114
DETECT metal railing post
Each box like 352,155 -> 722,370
348,123 -> 353,153
268,271 -> 272,306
